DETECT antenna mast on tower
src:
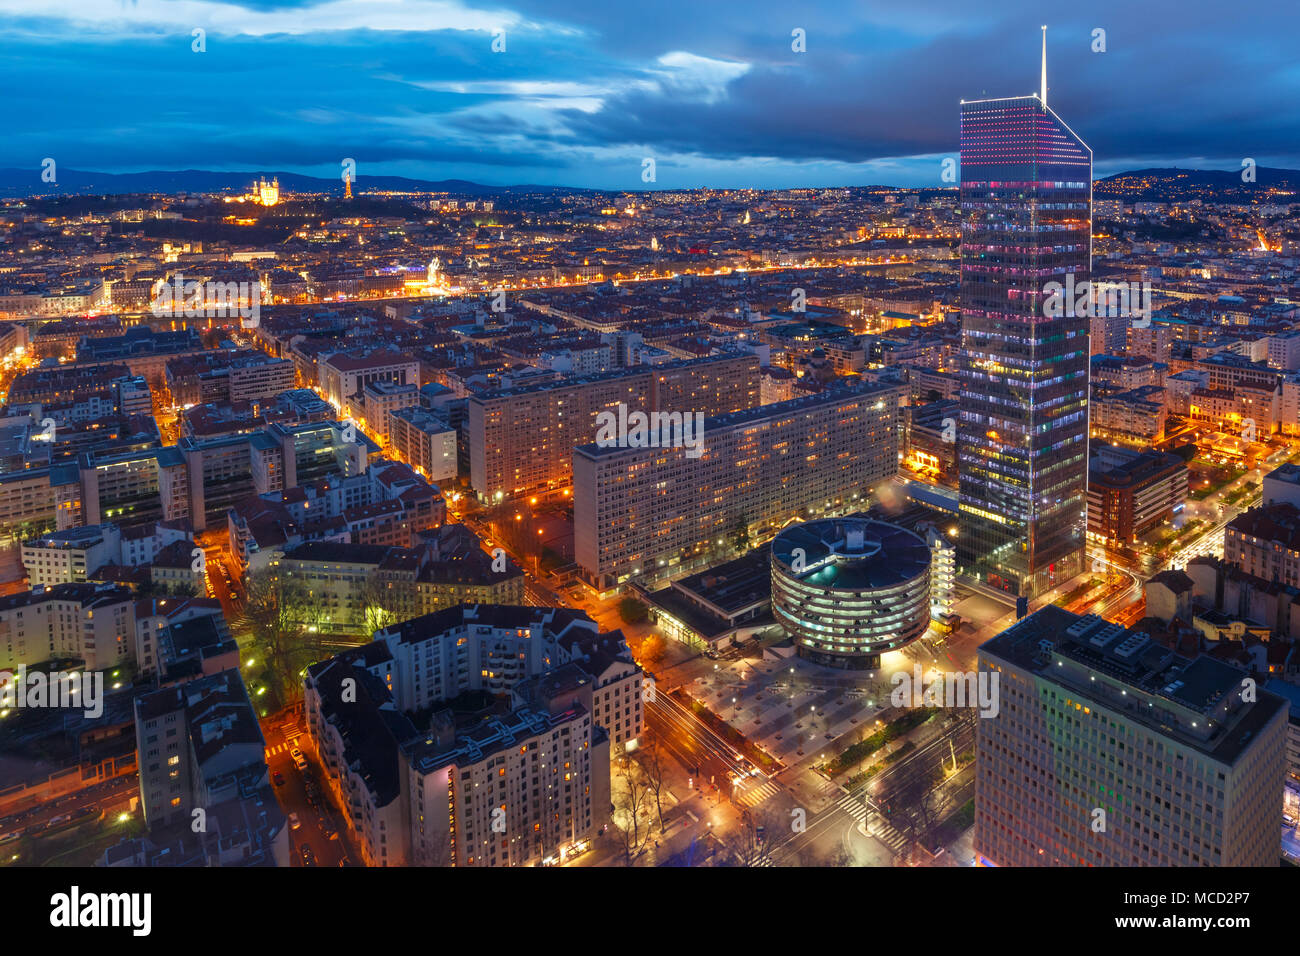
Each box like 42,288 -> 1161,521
1040,25 -> 1048,107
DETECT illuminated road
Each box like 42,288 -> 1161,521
764,714 -> 976,865
645,692 -> 779,807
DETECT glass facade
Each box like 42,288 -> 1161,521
956,95 -> 1092,598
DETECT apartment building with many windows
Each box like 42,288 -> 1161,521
975,606 -> 1288,866
573,382 -> 901,591
304,604 -> 634,866
0,582 -> 136,671
468,351 -> 760,502
1224,503 -> 1300,589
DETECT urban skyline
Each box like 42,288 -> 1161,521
0,5 -> 1296,902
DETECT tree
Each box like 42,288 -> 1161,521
634,632 -> 666,667
359,571 -> 399,636
168,579 -> 200,599
617,597 -> 648,626
613,757 -> 653,866
891,762 -> 949,860
730,516 -> 751,553
633,728 -> 670,834
238,569 -> 325,708
727,806 -> 776,867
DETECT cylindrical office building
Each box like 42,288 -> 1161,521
771,517 -> 931,669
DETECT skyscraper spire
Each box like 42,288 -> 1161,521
1040,25 -> 1048,107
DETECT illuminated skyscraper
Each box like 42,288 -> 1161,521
956,29 -> 1092,598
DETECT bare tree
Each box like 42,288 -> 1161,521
727,806 -> 776,867
633,728 -> 669,833
891,762 -> 948,862
614,757 -> 653,866
359,571 -> 399,636
239,568 -> 325,708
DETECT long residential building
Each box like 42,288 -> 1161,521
976,606 -> 1288,866
165,350 -> 296,407
468,351 -> 761,502
573,382 -> 901,591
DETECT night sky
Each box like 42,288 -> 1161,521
5,0 -> 1299,189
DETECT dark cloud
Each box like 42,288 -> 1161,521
1,0 -> 1297,187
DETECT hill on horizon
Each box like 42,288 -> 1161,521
0,165 -> 1297,200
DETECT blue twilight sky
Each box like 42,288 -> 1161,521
3,0 -> 1300,190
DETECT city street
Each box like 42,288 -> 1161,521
763,714 -> 976,866
262,714 -> 356,868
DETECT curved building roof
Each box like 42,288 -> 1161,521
771,517 -> 929,591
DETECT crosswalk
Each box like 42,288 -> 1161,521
265,732 -> 303,758
752,792 -> 911,867
832,790 -> 911,857
734,778 -> 781,808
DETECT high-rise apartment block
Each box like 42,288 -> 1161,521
573,382 -> 900,591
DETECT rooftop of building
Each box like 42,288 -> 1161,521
470,350 -> 756,402
980,606 -> 1287,764
380,603 -> 594,648
1264,462 -> 1300,487
671,544 -> 773,618
574,380 -> 893,459
1089,446 -> 1186,488
771,516 -> 930,590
